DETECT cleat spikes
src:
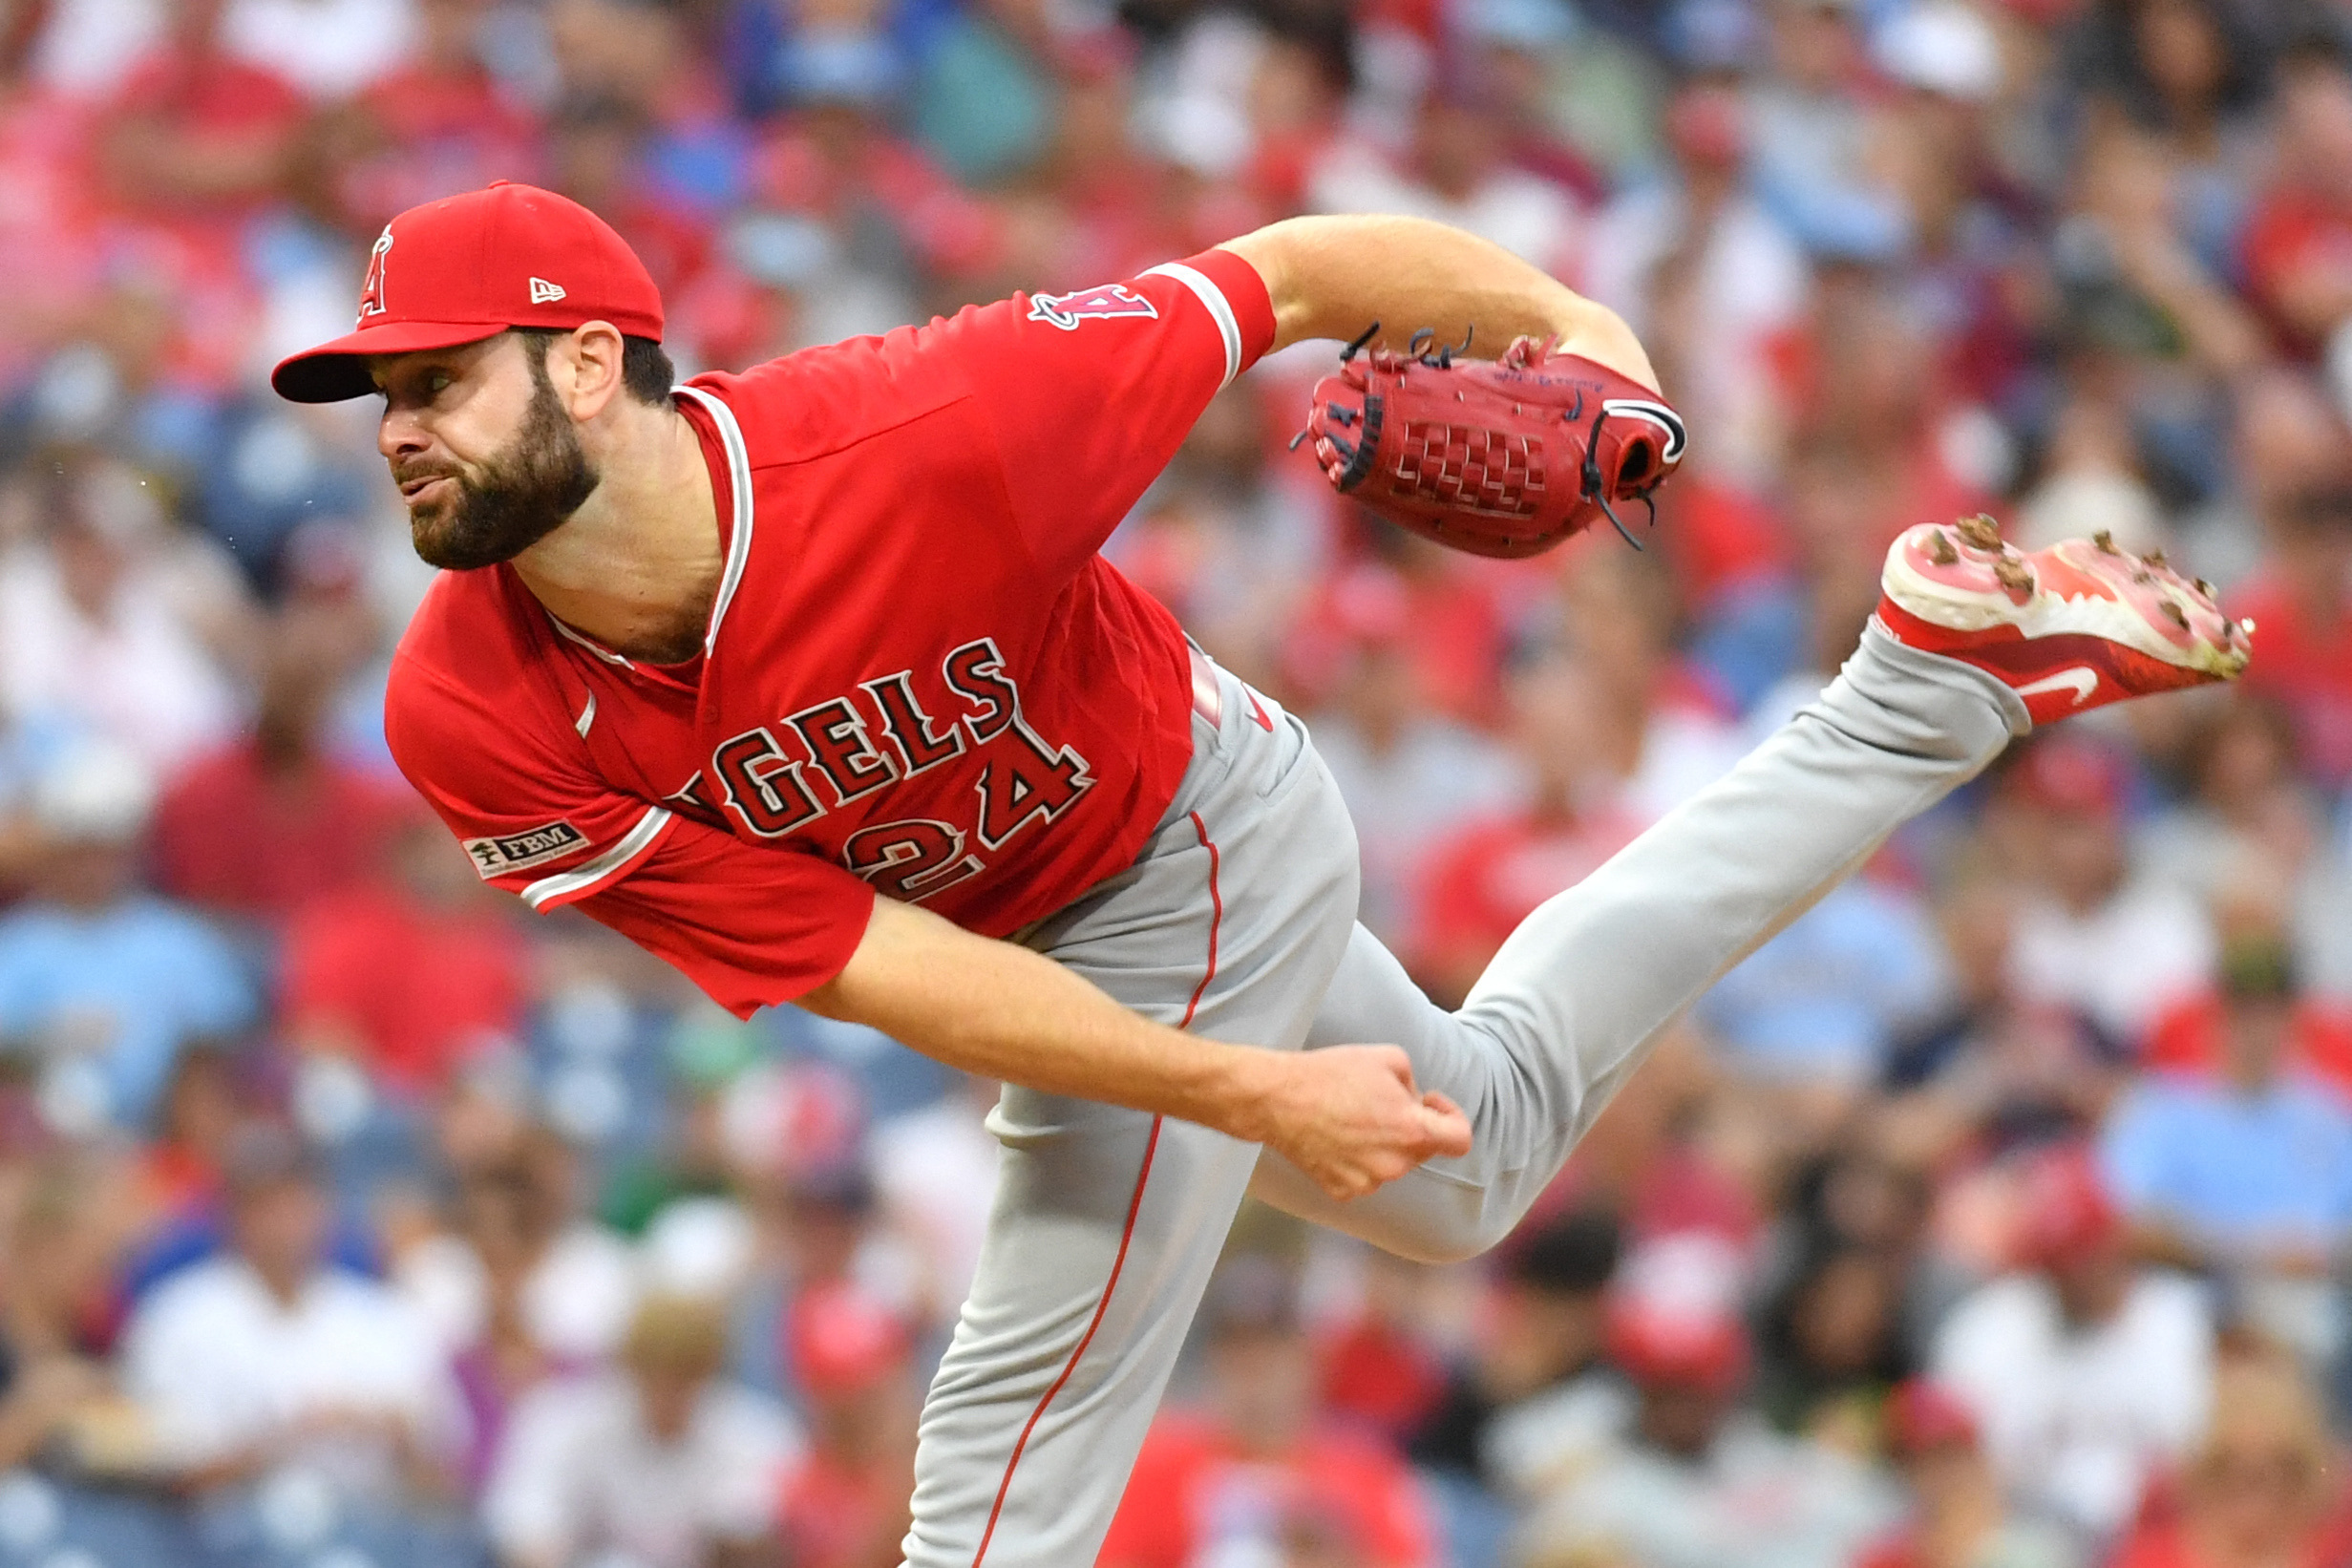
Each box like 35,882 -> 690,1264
1876,519 -> 2251,724
2147,547 -> 2169,569
2093,530 -> 2120,555
2196,578 -> 2215,597
1928,529 -> 1960,565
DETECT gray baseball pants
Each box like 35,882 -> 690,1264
901,627 -> 2028,1568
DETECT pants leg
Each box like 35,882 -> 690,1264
1249,627 -> 2031,1261
902,671 -> 1361,1568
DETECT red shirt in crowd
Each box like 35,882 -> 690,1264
340,63 -> 545,228
1097,1411 -> 1436,1568
1315,1316 -> 1449,1448
1409,806 -> 1645,983
2227,572 -> 2352,788
152,740 -> 413,924
388,251 -> 1274,1013
2142,993 -> 2352,1096
2108,1519 -> 2346,1568
279,881 -> 528,1093
2240,189 -> 2352,357
774,1451 -> 909,1568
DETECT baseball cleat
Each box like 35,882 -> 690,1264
1874,515 -> 2252,725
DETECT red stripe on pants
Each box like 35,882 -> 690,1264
967,812 -> 1222,1565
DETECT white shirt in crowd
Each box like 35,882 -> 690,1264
2005,880 -> 2216,1045
1313,713 -> 1525,943
119,1256 -> 462,1499
1516,1413 -> 1900,1568
0,545 -> 242,776
1306,137 -> 1585,284
485,1371 -> 801,1568
873,1089 -> 1004,1312
397,1222 -> 642,1362
1931,1269 -> 2214,1539
32,0 -> 414,98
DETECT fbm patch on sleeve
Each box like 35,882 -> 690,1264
463,820 -> 588,879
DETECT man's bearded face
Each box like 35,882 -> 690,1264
397,348 -> 600,570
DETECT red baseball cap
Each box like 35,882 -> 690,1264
2011,1143 -> 2122,1268
1886,1378 -> 1981,1455
787,1282 -> 912,1398
272,181 -> 664,404
1603,1293 -> 1750,1394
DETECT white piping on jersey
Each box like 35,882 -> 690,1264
672,383 -> 755,658
520,804 -> 673,911
574,693 -> 597,738
1141,263 -> 1241,388
547,614 -> 635,668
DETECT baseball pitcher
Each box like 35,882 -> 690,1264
272,181 -> 2249,1567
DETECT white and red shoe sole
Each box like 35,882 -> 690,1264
1873,515 -> 2253,725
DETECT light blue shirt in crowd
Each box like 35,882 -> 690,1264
2101,1070 -> 2352,1252
0,894 -> 257,1131
1698,880 -> 1947,1083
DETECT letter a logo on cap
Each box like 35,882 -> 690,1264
529,277 -> 566,305
356,228 -> 392,322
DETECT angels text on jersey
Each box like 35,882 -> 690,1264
681,637 -> 1094,901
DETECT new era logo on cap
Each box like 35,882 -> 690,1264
529,277 -> 566,305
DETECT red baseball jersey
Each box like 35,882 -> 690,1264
386,250 -> 1277,1016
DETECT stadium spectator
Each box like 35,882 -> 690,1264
398,1130 -> 639,1371
2103,932 -> 2352,1364
484,1291 -> 799,1568
117,1121 -> 461,1504
1409,1207 -> 1627,1500
1302,562 -> 1525,949
0,737 -> 256,1135
1883,863 -> 2119,1148
1584,77 -> 1812,487
278,811 -> 531,1099
152,593 -> 410,929
1751,1238 -> 1914,1446
0,462 -> 247,775
328,0 -> 542,229
1408,651 -> 1642,1004
1998,734 -> 2217,1047
1931,1144 -> 2215,1543
2240,44 -> 2352,359
0,1157 -> 126,1472
93,0 -> 307,224
1854,1377 -> 2085,1568
1696,872 -> 1949,1094
1101,1257 -> 1439,1568
1512,1238 -> 1898,1568
773,1280 -> 920,1568
2108,1354 -> 2348,1568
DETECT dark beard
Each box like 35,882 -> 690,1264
405,366 -> 601,571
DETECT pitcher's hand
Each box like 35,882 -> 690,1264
1245,1045 -> 1472,1200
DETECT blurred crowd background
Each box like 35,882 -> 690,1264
10,0 -> 2352,1564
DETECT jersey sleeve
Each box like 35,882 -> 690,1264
944,247 -> 1279,581
386,654 -> 876,1014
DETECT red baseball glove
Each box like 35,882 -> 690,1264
1297,327 -> 1687,559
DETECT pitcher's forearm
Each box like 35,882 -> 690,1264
1218,215 -> 1657,391
802,898 -> 1282,1139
